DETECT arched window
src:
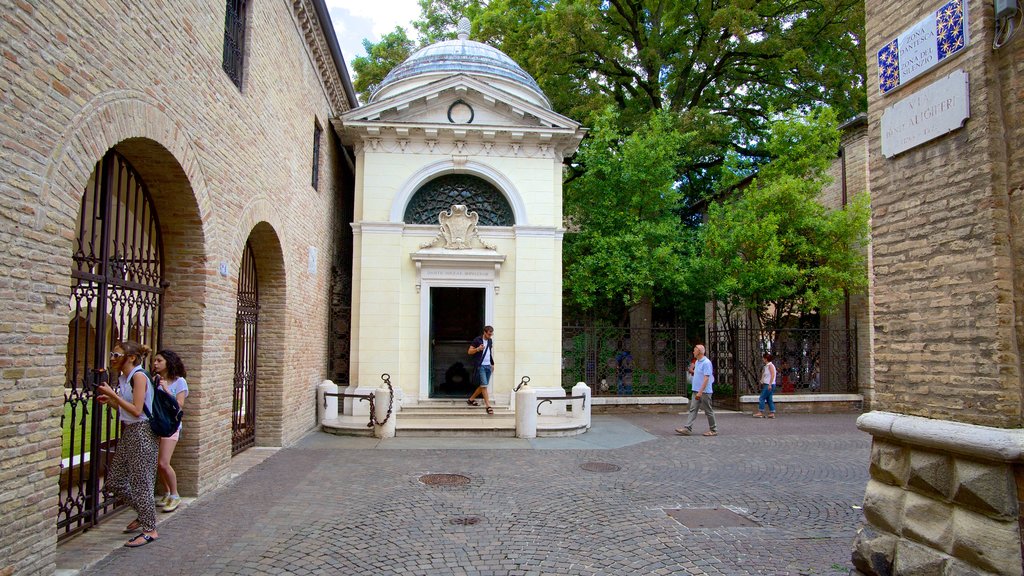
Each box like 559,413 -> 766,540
404,174 -> 515,226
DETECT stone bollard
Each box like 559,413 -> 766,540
515,382 -> 537,439
373,385 -> 396,439
318,380 -> 338,425
572,381 -> 592,430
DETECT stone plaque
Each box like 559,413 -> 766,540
881,69 -> 969,158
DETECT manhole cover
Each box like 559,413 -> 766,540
449,516 -> 481,525
580,462 -> 621,472
666,507 -> 759,528
419,473 -> 470,486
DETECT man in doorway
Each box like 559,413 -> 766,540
676,344 -> 718,436
466,326 -> 495,414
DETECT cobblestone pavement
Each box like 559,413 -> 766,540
74,413 -> 870,575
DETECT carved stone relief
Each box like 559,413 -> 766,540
421,205 -> 496,250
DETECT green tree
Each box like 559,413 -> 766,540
563,108 -> 689,317
692,108 -> 870,335
350,27 -> 417,103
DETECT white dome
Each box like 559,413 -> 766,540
369,19 -> 550,109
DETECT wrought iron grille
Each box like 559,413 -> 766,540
561,325 -> 692,395
708,326 -> 858,396
59,150 -> 164,540
232,241 -> 259,455
403,174 -> 514,226
329,265 -> 352,383
222,0 -> 247,88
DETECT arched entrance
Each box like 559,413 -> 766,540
58,149 -> 164,539
232,240 -> 259,454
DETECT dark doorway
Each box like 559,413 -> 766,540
430,287 -> 484,397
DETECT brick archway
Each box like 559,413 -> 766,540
42,95 -> 215,497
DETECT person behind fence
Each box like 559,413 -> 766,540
153,349 -> 189,513
615,349 -> 633,395
753,353 -> 777,419
466,325 -> 495,414
676,344 -> 718,437
94,340 -> 160,548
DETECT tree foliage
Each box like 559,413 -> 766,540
350,0 -> 868,324
691,108 -> 870,333
563,109 -> 689,317
350,27 -> 416,103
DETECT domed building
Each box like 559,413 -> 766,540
337,18 -> 585,409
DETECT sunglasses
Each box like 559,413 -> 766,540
110,352 -> 125,359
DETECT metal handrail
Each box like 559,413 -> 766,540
535,394 -> 586,415
321,373 -> 395,428
323,391 -> 373,427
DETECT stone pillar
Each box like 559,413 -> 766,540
373,386 -> 396,439
318,380 -> 338,424
515,384 -> 537,439
571,382 -> 591,430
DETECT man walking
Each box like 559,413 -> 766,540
676,344 -> 717,436
466,326 -> 495,414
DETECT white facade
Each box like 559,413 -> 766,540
336,30 -> 585,404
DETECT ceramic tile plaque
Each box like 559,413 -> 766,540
881,69 -> 969,158
877,0 -> 968,95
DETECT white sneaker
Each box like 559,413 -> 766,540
162,495 -> 181,513
155,494 -> 169,507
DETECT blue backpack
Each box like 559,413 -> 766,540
143,375 -> 183,437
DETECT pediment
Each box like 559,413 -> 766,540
342,75 -> 580,132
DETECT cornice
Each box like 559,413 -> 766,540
291,0 -> 355,115
349,131 -> 580,160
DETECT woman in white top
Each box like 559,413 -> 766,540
753,353 -> 777,418
95,340 -> 160,547
153,349 -> 189,513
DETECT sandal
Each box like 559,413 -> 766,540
485,407 -> 494,415
767,413 -> 775,419
123,519 -> 141,533
125,533 -> 158,548
702,431 -> 718,436
466,399 -> 479,406
752,412 -> 764,418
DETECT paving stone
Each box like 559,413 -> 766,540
74,414 -> 868,575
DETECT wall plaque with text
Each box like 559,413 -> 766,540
881,69 -> 969,158
877,0 -> 968,95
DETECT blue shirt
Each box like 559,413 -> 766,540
692,356 -> 715,394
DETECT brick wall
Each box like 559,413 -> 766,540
0,1 -> 354,573
820,121 -> 874,404
866,0 -> 1023,428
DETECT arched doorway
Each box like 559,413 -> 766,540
58,149 -> 164,539
232,240 -> 259,454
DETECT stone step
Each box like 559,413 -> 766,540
321,412 -> 588,438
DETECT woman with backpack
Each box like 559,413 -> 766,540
95,340 -> 160,547
153,349 -> 189,513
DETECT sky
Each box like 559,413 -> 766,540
323,0 -> 422,81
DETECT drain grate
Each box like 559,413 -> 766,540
580,462 -> 621,472
666,507 -> 759,528
419,473 -> 470,486
449,516 -> 481,525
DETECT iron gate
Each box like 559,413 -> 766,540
58,149 -> 164,539
232,241 -> 259,454
708,326 -> 858,400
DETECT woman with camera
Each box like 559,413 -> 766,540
94,340 -> 160,548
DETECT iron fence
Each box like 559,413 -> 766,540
561,325 -> 694,395
708,326 -> 858,397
